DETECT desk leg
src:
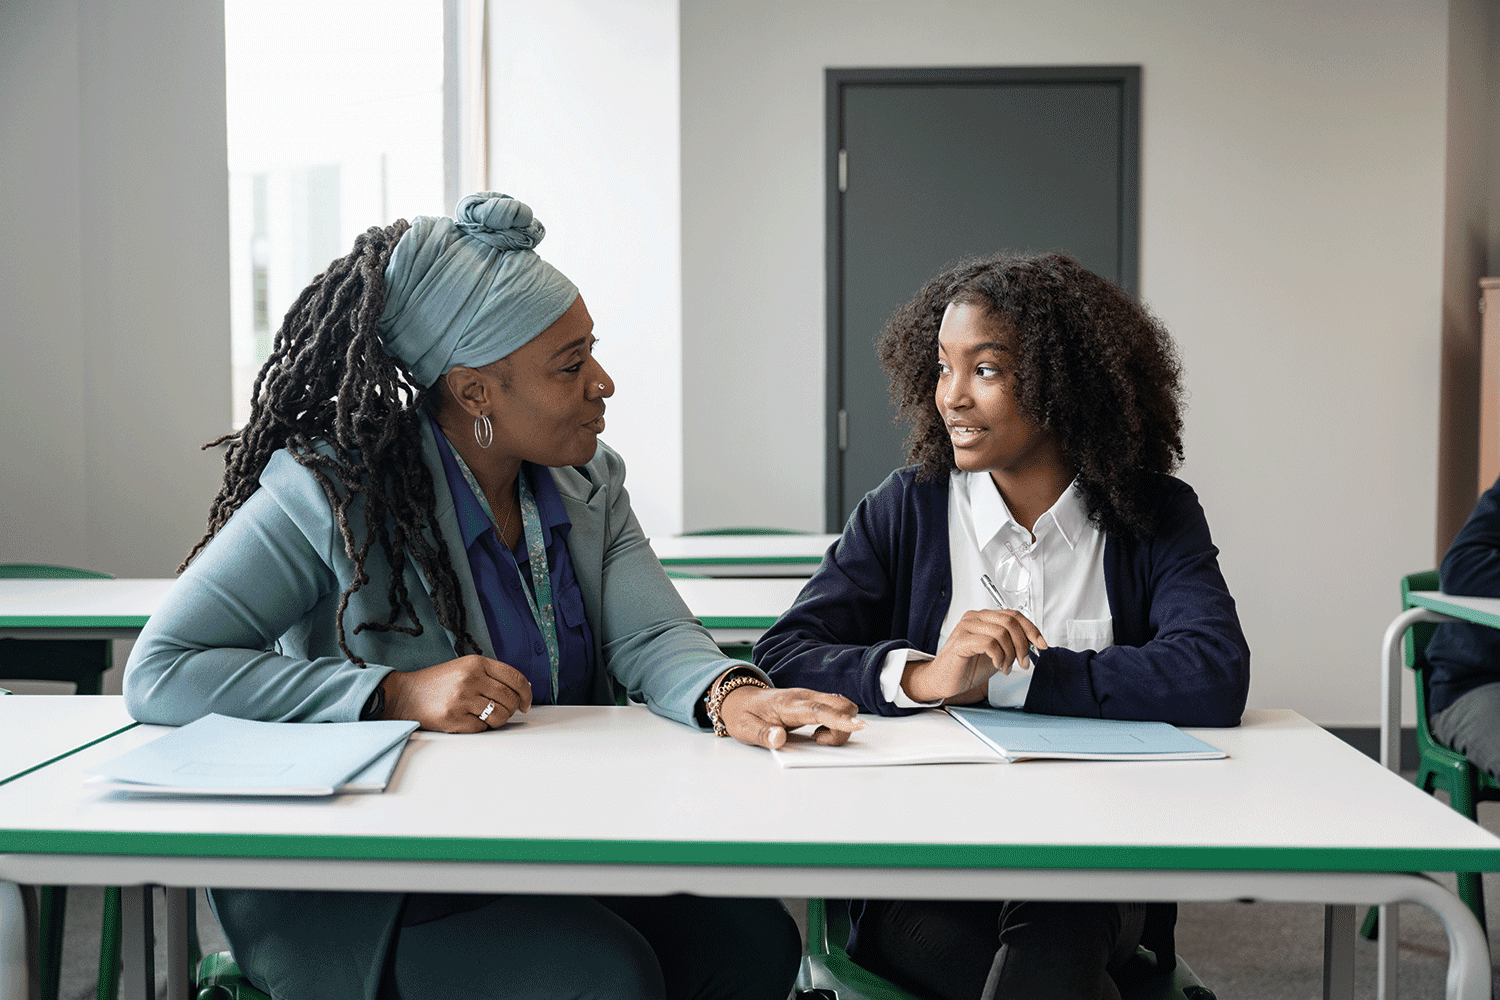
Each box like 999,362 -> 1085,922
1323,904 -> 1354,1000
119,886 -> 153,1000
0,880 -> 30,1000
164,888 -> 191,1000
1376,903 -> 1399,1000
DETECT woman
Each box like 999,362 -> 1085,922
755,252 -> 1250,1000
124,193 -> 860,1000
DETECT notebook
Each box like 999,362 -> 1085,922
771,707 -> 1225,767
946,706 -> 1227,762
87,713 -> 419,796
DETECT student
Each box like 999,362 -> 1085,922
124,192 -> 860,1000
755,252 -> 1250,1000
1426,475 -> 1500,780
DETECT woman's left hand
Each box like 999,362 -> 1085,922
719,685 -> 864,750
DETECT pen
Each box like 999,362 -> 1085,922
981,573 -> 1036,672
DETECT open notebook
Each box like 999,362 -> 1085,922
87,713 -> 419,796
771,706 -> 1226,767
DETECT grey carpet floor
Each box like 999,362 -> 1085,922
48,799 -> 1500,999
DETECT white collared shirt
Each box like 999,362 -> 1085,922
879,470 -> 1113,708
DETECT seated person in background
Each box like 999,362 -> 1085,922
755,251 -> 1250,1000
1427,474 -> 1500,780
124,192 -> 860,1000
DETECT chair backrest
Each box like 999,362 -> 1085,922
1401,569 -> 1446,752
0,564 -> 115,694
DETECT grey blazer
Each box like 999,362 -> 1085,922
124,433 -> 749,999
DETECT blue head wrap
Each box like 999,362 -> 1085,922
377,192 -> 580,388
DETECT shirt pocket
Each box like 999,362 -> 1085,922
1065,617 -> 1114,652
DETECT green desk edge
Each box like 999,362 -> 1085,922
697,616 -> 776,629
0,615 -> 150,629
1407,593 -> 1500,630
1,829 -> 1497,873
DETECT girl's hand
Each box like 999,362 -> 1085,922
901,610 -> 1048,704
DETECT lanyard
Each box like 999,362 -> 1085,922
448,448 -> 562,703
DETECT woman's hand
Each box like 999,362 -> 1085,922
902,609 -> 1048,704
718,685 -> 864,750
380,655 -> 533,733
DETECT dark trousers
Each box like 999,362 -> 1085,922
380,892 -> 802,1000
852,899 -> 1146,1000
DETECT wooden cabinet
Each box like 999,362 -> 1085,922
1482,278 -> 1500,495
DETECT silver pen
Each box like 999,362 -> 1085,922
980,573 -> 1034,671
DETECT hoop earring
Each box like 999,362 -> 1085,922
473,413 -> 493,449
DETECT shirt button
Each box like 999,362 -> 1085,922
511,580 -> 522,591
534,641 -> 545,655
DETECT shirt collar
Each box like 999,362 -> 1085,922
964,471 -> 1090,552
427,416 -> 572,552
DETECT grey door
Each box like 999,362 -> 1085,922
826,67 -> 1140,529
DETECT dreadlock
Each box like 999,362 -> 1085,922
184,220 -> 484,665
876,251 -> 1186,541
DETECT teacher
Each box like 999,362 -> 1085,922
124,192 -> 860,1000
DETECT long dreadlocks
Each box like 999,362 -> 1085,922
184,220 -> 484,665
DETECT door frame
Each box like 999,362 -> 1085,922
824,65 -> 1142,531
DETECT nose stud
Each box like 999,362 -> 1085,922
597,383 -> 606,391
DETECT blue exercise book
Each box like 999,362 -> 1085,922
87,713 -> 419,796
946,706 -> 1227,762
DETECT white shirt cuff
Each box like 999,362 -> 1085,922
880,647 -> 942,709
986,652 -> 1035,708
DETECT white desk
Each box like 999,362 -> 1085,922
0,578 -> 175,641
2,703 -> 1497,1000
650,534 -> 837,577
666,576 -> 806,646
0,576 -> 800,648
0,696 -> 136,782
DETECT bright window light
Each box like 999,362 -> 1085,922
224,0 -> 445,427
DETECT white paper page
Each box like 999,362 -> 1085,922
771,711 -> 1001,768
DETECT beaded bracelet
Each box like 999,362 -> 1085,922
705,669 -> 771,737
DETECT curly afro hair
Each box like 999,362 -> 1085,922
875,251 -> 1185,541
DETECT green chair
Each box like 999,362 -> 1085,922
795,899 -> 1215,1000
1391,570 -> 1500,930
196,951 -> 271,1000
0,563 -> 122,1000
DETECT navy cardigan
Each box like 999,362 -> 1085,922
756,467 -> 1250,728
1427,475 -> 1500,714
755,468 -> 1250,968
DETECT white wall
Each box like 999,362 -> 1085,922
486,0 -> 683,538
2,0 -> 231,691
1,0 -> 232,575
681,0 -> 1449,726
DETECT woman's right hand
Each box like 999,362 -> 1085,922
901,609 -> 1048,704
380,655 -> 533,732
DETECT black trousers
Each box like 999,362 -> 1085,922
379,892 -> 802,1000
851,898 -> 1147,1000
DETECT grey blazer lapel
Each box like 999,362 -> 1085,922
417,423 -> 496,658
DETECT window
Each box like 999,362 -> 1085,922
224,0 -> 446,427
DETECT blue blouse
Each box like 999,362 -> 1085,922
428,417 -> 595,704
